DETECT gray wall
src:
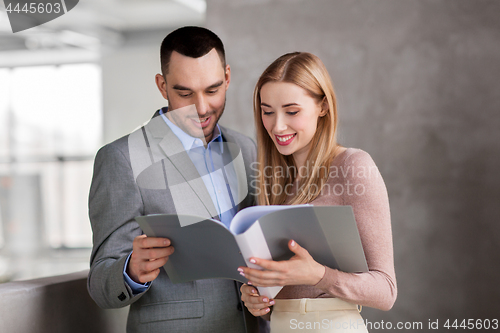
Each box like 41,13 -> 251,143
207,0 -> 500,330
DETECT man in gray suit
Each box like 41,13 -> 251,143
88,26 -> 263,332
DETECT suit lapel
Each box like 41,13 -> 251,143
220,127 -> 252,212
146,114 -> 218,219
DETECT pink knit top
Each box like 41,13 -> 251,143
275,148 -> 397,311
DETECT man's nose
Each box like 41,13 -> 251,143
195,95 -> 210,117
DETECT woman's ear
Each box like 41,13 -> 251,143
319,96 -> 329,117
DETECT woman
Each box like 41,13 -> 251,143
238,52 -> 397,332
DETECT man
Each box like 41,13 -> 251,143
87,26 -> 263,333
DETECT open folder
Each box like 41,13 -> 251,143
135,205 -> 368,299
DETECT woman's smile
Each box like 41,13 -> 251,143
275,133 -> 297,145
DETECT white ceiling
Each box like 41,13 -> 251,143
0,0 -> 206,67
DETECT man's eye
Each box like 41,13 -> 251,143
179,93 -> 192,97
207,90 -> 218,94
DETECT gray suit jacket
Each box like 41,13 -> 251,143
87,110 -> 265,333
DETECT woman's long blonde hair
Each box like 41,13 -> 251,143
254,52 -> 340,206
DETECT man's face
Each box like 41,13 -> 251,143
156,48 -> 230,143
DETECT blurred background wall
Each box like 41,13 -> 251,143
1,0 -> 499,331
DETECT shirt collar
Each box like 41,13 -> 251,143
159,107 -> 223,151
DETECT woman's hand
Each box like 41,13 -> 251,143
238,240 -> 326,287
240,284 -> 274,317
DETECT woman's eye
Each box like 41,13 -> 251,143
262,111 -> 274,116
287,111 -> 299,115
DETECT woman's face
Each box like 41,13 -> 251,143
260,81 -> 325,167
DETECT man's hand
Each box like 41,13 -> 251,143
127,235 -> 174,284
240,284 -> 274,317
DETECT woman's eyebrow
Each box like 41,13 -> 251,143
261,102 -> 301,108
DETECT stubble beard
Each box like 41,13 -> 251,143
165,96 -> 227,142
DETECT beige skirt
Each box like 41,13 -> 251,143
270,298 -> 368,333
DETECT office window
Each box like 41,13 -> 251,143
0,64 -> 101,254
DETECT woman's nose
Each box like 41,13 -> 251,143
274,113 -> 287,132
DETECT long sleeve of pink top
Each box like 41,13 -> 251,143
275,148 -> 397,311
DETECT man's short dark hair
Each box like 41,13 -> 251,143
160,26 -> 226,76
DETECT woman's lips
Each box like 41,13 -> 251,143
275,133 -> 296,146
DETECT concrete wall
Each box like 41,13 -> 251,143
206,0 -> 500,330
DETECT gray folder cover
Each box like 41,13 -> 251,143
259,206 -> 368,273
135,205 -> 368,284
136,214 -> 247,283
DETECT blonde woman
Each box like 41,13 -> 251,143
238,52 -> 397,332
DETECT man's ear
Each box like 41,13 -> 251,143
320,96 -> 329,117
224,64 -> 231,90
155,74 -> 169,100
